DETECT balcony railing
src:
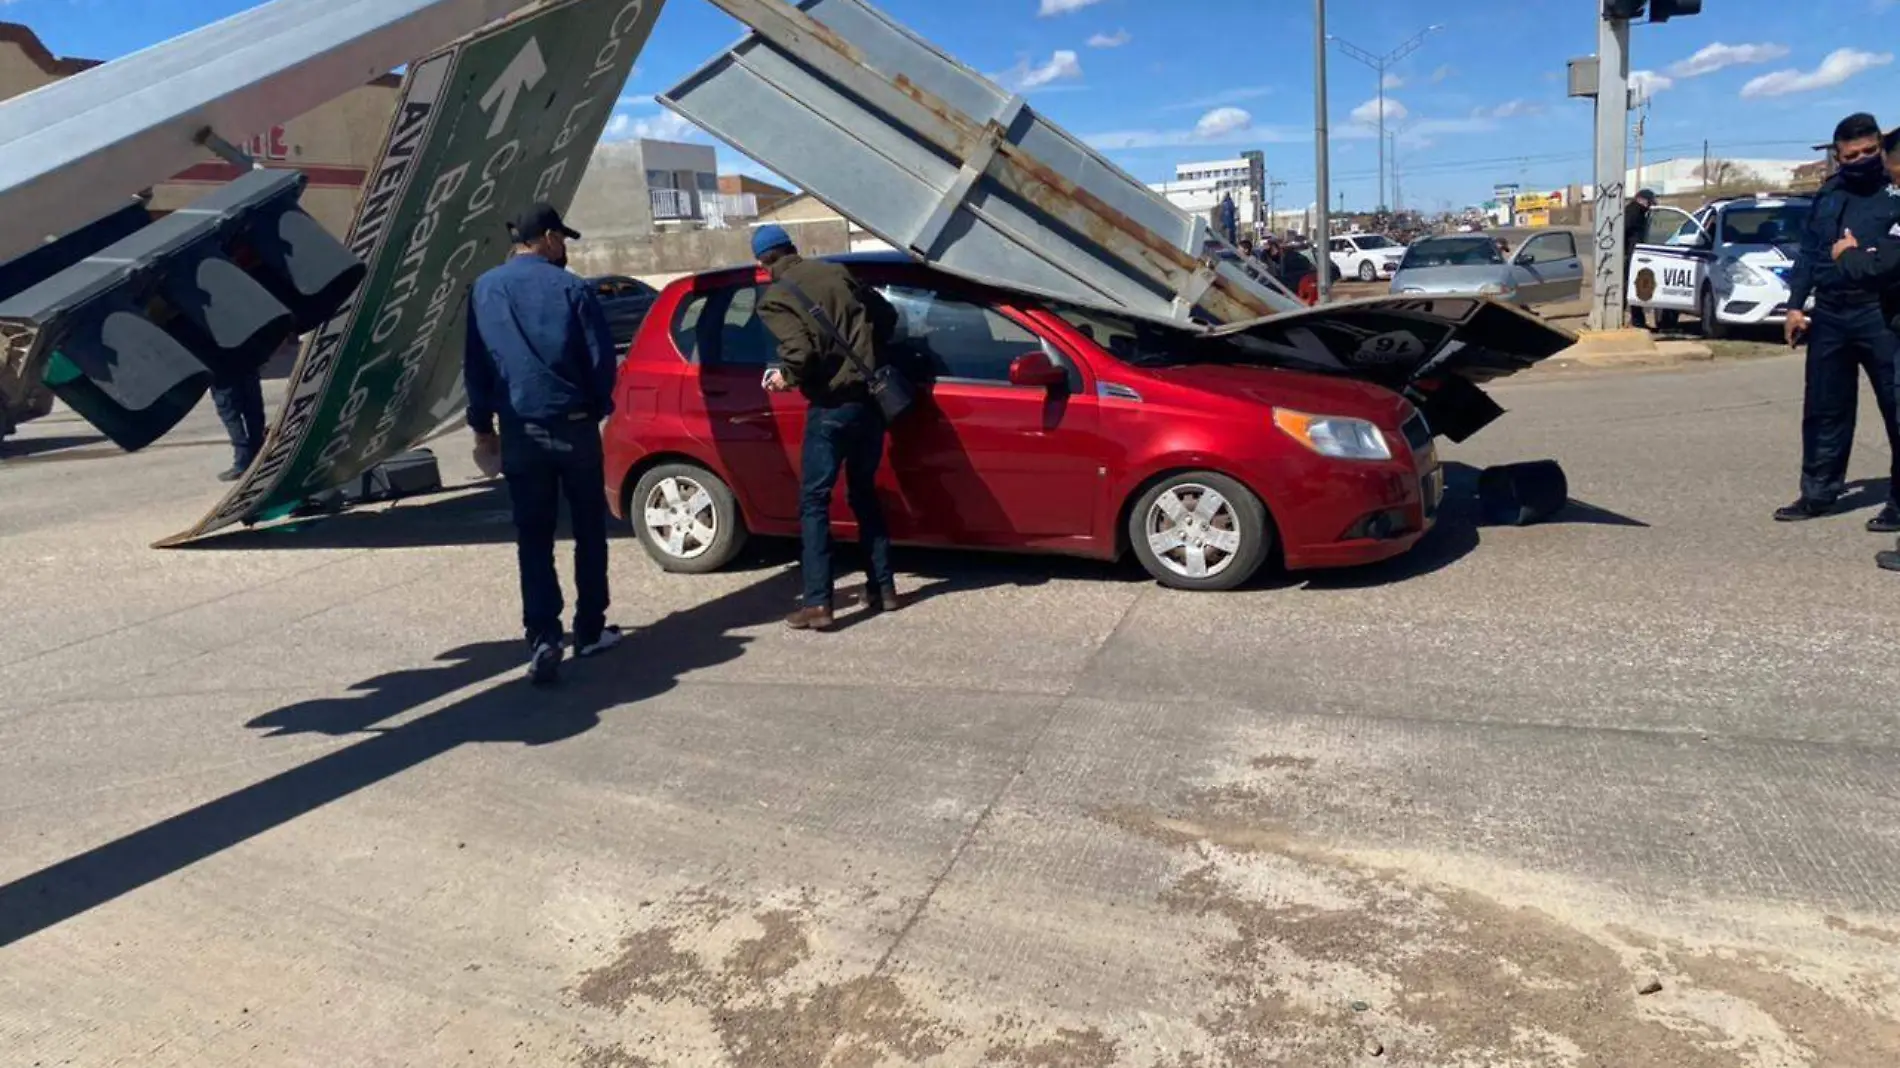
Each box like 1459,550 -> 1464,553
648,189 -> 761,228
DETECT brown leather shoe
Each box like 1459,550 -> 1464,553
865,583 -> 902,612
785,605 -> 835,630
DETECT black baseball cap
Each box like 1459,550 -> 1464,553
1834,112 -> 1883,145
508,202 -> 581,242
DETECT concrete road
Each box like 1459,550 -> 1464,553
6,355 -> 1900,1068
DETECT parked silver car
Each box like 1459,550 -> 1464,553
1389,232 -> 1584,305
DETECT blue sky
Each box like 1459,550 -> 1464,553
9,0 -> 1900,211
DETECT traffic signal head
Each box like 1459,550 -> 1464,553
1603,0 -> 1701,20
0,168 -> 365,451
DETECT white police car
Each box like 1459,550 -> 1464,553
1626,195 -> 1810,338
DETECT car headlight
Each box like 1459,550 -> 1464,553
1477,281 -> 1516,296
1273,408 -> 1393,461
1722,260 -> 1765,286
1399,286 -> 1427,293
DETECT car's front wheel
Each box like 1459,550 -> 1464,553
1358,260 -> 1378,282
1128,472 -> 1272,592
1699,285 -> 1728,340
630,462 -> 748,573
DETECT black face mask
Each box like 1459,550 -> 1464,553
1841,154 -> 1887,185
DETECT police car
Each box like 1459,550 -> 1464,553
1626,195 -> 1810,338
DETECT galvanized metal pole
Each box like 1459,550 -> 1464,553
1374,62 -> 1386,212
1588,12 -> 1631,332
1314,0 -> 1332,302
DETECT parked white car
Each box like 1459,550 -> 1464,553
1329,233 -> 1407,282
1626,195 -> 1810,338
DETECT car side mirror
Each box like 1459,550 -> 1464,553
1008,351 -> 1069,389
1514,251 -> 1533,266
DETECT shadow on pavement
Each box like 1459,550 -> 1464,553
0,566 -> 800,949
185,482 -> 533,551
1834,478 -> 1890,516
0,433 -> 107,460
1297,461 -> 1648,590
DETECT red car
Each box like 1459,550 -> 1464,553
604,254 -> 1451,591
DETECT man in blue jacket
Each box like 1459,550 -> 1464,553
465,203 -> 622,684
1778,113 -> 1900,530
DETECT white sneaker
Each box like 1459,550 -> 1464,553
576,626 -> 624,658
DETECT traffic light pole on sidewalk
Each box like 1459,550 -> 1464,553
1589,11 -> 1632,332
1584,0 -> 1699,332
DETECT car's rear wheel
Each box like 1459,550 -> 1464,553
1358,260 -> 1377,282
631,463 -> 747,574
1699,285 -> 1728,340
1128,472 -> 1271,592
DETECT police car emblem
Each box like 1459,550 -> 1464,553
1634,268 -> 1657,302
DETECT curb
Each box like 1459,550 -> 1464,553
1545,329 -> 1714,370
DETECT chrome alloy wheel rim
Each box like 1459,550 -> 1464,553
643,476 -> 718,559
1145,484 -> 1242,579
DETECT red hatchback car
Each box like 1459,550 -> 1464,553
604,254 -> 1445,591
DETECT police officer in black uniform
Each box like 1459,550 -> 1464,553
1777,113 -> 1900,531
1829,124 -> 1900,568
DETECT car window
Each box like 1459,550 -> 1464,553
1355,235 -> 1394,250
1718,203 -> 1807,245
877,285 -> 1041,383
668,284 -> 779,366
1522,233 -> 1577,263
671,292 -> 709,361
1401,238 -> 1502,269
713,285 -> 778,367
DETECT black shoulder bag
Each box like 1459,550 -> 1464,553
777,280 -> 914,422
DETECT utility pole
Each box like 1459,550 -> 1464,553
1329,24 -> 1442,213
1314,0 -> 1332,302
1702,138 -> 1710,194
1586,11 -> 1631,331
1268,174 -> 1287,236
1387,129 -> 1400,211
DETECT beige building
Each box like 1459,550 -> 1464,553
0,22 -> 398,238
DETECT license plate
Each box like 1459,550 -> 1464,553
1422,467 -> 1444,518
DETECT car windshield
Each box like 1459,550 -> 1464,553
1718,203 -> 1808,246
1401,238 -> 1503,269
1355,235 -> 1395,250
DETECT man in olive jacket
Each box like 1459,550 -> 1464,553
754,225 -> 902,630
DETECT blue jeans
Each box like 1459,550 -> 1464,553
501,417 -> 610,648
1801,304 -> 1900,504
800,400 -> 893,608
210,370 -> 267,469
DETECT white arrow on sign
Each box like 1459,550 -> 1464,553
478,38 -> 548,139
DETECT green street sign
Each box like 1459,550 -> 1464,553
166,0 -> 664,545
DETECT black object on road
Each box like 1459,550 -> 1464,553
1478,460 -> 1569,526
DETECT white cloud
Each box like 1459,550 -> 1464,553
1195,107 -> 1253,138
1087,29 -> 1131,48
1038,0 -> 1103,14
606,109 -> 702,143
993,49 -> 1084,91
1668,41 -> 1790,78
1480,99 -> 1544,119
1163,86 -> 1273,111
1430,64 -> 1455,84
1630,69 -> 1675,101
1741,48 -> 1893,98
1381,73 -> 1404,90
1350,97 -> 1409,125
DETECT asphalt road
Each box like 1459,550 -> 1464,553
5,354 -> 1900,1067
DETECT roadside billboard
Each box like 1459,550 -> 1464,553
162,0 -> 663,545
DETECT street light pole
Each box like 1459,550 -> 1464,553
1314,0 -> 1332,302
1330,24 -> 1441,213
1589,12 -> 1631,331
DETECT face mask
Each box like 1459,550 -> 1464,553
1841,154 -> 1886,183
